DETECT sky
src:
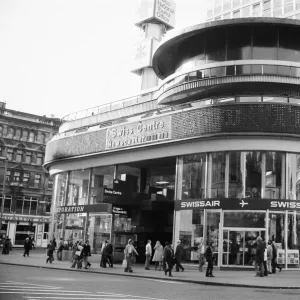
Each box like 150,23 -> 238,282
0,0 -> 207,119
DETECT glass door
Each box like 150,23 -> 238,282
222,229 -> 265,266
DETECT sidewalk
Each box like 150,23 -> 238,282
1,249 -> 300,289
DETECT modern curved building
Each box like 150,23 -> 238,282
45,17 -> 300,269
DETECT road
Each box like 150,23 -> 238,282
0,265 -> 300,300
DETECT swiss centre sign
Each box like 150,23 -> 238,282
175,198 -> 300,211
106,116 -> 171,150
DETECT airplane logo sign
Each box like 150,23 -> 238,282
239,200 -> 249,208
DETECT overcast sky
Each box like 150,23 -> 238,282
0,0 -> 206,118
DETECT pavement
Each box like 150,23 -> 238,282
1,248 -> 300,289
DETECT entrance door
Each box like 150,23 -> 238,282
222,229 -> 265,266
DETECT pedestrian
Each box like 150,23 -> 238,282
2,236 -> 10,255
105,240 -> 113,267
71,241 -> 79,263
267,240 -> 273,274
254,236 -> 264,277
152,240 -> 163,271
46,240 -> 55,263
197,238 -> 205,272
28,236 -> 33,251
263,240 -> 268,277
175,240 -> 184,272
82,240 -> 91,269
163,241 -> 174,277
271,241 -> 282,273
124,239 -> 138,273
57,238 -> 64,261
205,242 -> 215,277
23,237 -> 30,257
145,239 -> 152,270
53,238 -> 57,249
100,240 -> 108,268
71,240 -> 84,269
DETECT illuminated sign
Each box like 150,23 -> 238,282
2,215 -> 49,222
175,198 -> 300,211
112,206 -> 128,215
104,188 -> 123,196
106,116 -> 171,150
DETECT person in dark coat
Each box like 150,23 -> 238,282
105,240 -> 113,267
163,242 -> 174,277
23,237 -> 30,257
254,236 -> 264,277
71,241 -> 84,269
46,240 -> 55,263
205,242 -> 215,277
175,240 -> 184,272
2,236 -> 10,255
82,240 -> 91,269
100,240 -> 108,268
271,241 -> 282,273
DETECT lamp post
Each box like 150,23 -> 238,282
0,157 -> 8,238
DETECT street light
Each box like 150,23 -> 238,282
0,157 -> 8,238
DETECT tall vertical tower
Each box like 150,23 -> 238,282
131,0 -> 176,90
206,0 -> 300,22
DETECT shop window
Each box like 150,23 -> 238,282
15,150 -> 23,162
36,153 -> 43,165
269,212 -> 285,250
245,151 -> 262,198
34,174 -> 41,188
68,169 -> 90,206
25,152 -> 32,164
181,154 -> 206,200
206,211 -> 220,263
7,149 -> 13,161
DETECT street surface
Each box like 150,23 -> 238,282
0,265 -> 300,300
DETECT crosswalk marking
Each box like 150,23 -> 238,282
0,281 -> 168,300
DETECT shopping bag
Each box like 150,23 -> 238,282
75,250 -> 81,256
122,259 -> 127,268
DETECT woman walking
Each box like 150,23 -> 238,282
124,239 -> 138,273
152,241 -> 163,271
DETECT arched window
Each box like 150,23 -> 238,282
7,127 -> 14,139
15,144 -> 25,163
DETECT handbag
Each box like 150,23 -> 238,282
122,258 -> 127,268
75,250 -> 81,256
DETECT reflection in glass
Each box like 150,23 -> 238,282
269,212 -> 285,249
65,213 -> 86,247
264,152 -> 284,199
182,154 -> 206,200
90,166 -> 114,204
206,211 -> 220,264
286,153 -> 300,200
224,212 -> 265,228
227,27 -> 251,60
245,152 -> 261,198
210,152 -> 226,198
229,152 -> 243,198
68,170 -> 90,206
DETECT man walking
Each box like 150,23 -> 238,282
82,240 -> 91,269
23,237 -> 30,257
105,240 -> 113,267
205,242 -> 215,277
145,240 -> 152,270
100,240 -> 108,268
255,236 -> 264,277
175,240 -> 184,272
57,238 -> 64,261
164,242 -> 174,277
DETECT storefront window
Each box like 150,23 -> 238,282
67,170 -> 90,206
206,211 -> 220,264
86,213 -> 112,254
287,153 -> 300,200
264,152 -> 284,199
90,166 -> 114,204
64,213 -> 86,247
181,154 -> 206,200
287,213 -> 300,268
229,152 -> 243,198
224,212 -> 265,228
245,151 -> 262,198
209,152 -> 226,198
179,209 -> 204,263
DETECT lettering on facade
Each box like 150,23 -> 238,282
3,215 -> 45,222
104,188 -> 122,196
112,206 -> 128,215
270,201 -> 300,209
56,206 -> 85,213
180,200 -> 221,209
155,0 -> 176,28
106,116 -> 171,150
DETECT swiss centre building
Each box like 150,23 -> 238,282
45,13 -> 300,268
